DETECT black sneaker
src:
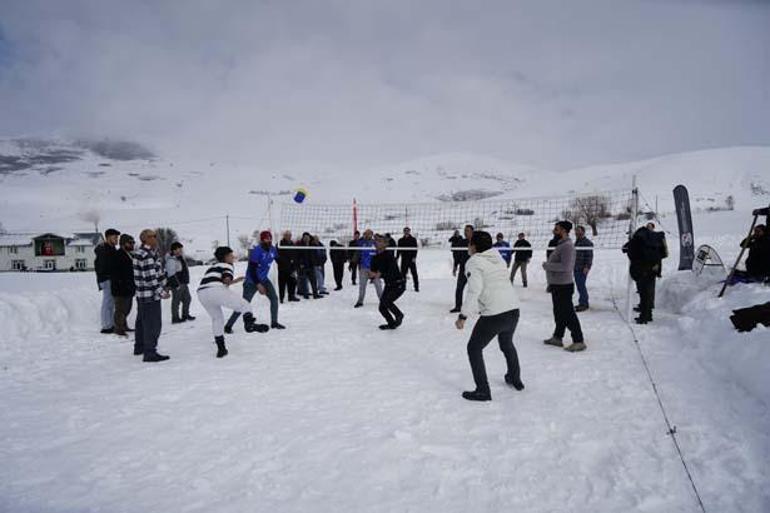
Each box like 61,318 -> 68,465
133,346 -> 143,356
143,353 -> 170,362
449,307 -> 461,313
379,323 -> 396,330
635,317 -> 651,325
462,389 -> 491,401
183,315 -> 196,321
224,326 -> 233,334
171,318 -> 185,324
271,322 -> 286,330
394,314 -> 404,327
288,297 -> 301,302
100,328 -> 114,334
354,302 -> 364,308
334,286 -> 343,291
246,323 -> 270,333
574,305 -> 589,312
504,374 -> 525,391
215,336 -> 228,358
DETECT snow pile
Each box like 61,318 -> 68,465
656,272 -> 770,407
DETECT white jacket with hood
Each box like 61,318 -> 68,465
461,248 -> 520,318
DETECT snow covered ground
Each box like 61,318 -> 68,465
1,245 -> 768,512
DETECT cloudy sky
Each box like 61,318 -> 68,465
0,0 -> 768,171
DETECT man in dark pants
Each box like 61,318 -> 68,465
133,229 -> 171,362
455,231 -> 523,402
369,235 -> 405,330
329,240 -> 348,290
277,231 -> 299,303
95,228 -> 120,334
542,221 -> 586,352
449,225 -> 474,313
225,230 -> 285,332
449,229 -> 464,275
348,231 -> 361,285
297,232 -> 321,299
510,232 -> 532,287
397,226 -> 419,292
626,225 -> 666,324
165,241 -> 194,323
111,234 -> 136,337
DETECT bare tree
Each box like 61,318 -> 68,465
562,195 -> 611,236
154,227 -> 179,257
79,209 -> 101,233
237,234 -> 251,253
0,221 -> 6,234
726,195 -> 735,211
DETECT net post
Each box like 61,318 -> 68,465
626,176 -> 639,321
352,198 -> 359,238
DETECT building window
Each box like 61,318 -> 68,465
9,246 -> 18,254
76,246 -> 85,253
44,259 -> 56,270
75,259 -> 87,270
11,260 -> 25,271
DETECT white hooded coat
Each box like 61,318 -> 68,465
461,248 -> 520,318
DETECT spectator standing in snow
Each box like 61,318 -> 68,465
110,234 -> 136,337
197,246 -> 269,358
510,232 -> 532,287
329,240 -> 348,290
493,233 -> 512,267
369,234 -> 406,330
397,226 -> 419,292
449,229 -> 464,276
455,231 -> 523,402
165,242 -> 195,324
542,221 -> 586,352
311,235 -> 329,295
625,224 -> 667,324
225,230 -> 285,332
573,226 -> 594,312
276,231 -> 299,303
348,230 -> 361,286
354,229 -> 383,307
133,229 -> 171,362
449,225 -> 474,313
94,228 -> 120,334
296,232 -> 321,299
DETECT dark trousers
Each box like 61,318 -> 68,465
297,267 -> 319,297
277,268 -> 297,302
113,295 -> 133,335
332,261 -> 346,288
467,309 -> 521,391
400,258 -> 419,291
454,264 -> 468,309
171,283 -> 191,320
636,275 -> 656,321
379,283 -> 405,325
226,279 -> 278,329
550,284 -> 584,343
350,262 -> 358,284
135,299 -> 162,356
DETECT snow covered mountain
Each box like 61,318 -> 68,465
1,138 -> 768,256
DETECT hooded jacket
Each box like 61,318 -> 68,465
460,249 -> 520,318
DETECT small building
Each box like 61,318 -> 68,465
0,232 -> 104,272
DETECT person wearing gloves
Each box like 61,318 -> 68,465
455,231 -> 524,402
198,246 -> 270,358
225,230 -> 285,333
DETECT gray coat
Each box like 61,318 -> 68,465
543,238 -> 576,285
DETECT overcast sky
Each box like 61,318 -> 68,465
0,0 -> 768,171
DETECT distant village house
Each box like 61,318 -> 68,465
0,232 -> 104,272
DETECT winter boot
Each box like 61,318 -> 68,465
143,353 -> 170,362
462,388 -> 491,402
171,317 -> 185,324
575,304 -> 589,312
215,336 -> 228,358
394,313 -> 404,327
564,342 -> 587,352
543,336 -> 564,347
271,322 -> 286,329
243,312 -> 270,333
183,315 -> 196,321
379,323 -> 396,330
504,373 -> 525,391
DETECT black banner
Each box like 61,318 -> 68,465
673,185 -> 695,270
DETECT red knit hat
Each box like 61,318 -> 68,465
259,230 -> 272,241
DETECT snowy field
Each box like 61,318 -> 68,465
1,241 -> 768,512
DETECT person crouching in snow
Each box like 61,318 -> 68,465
369,234 -> 406,330
224,230 -> 285,333
455,231 -> 523,402
197,246 -> 269,358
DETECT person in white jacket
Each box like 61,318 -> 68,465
455,231 -> 524,402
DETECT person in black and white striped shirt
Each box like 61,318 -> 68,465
197,246 -> 269,358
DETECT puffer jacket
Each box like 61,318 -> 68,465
460,249 -> 520,318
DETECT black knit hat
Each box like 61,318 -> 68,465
471,231 -> 493,253
105,228 -> 120,237
214,246 -> 233,262
556,220 -> 573,232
